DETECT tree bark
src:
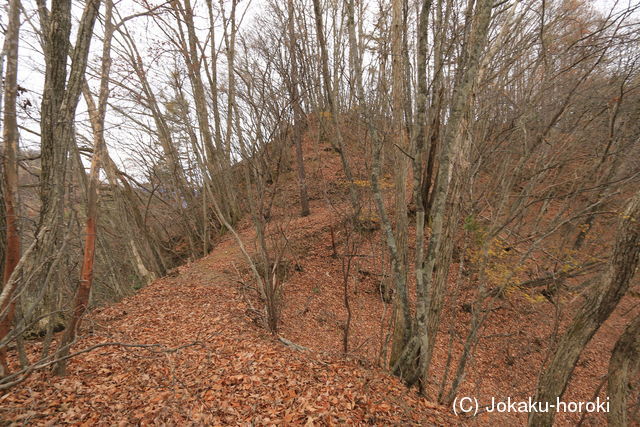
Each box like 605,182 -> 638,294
53,0 -> 113,375
0,0 -> 21,377
176,0 -> 238,226
388,0 -> 411,371
286,0 -> 310,217
220,0 -> 238,162
607,313 -> 640,427
0,0 -> 101,377
416,0 -> 494,390
311,0 -> 359,215
529,191 -> 640,426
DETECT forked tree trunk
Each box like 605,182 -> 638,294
53,0 -> 112,376
177,0 -> 238,227
529,191 -> 640,427
401,0 -> 432,385
6,0 -> 100,367
413,0 -> 493,390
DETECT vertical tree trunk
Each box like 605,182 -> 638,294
287,0 -> 310,217
177,0 -> 238,227
53,0 -> 112,376
221,0 -> 238,161
311,0 -> 360,215
416,0 -> 494,389
9,0 -> 101,361
0,5 -> 9,284
529,191 -> 640,426
388,0 -> 411,370
205,0 -> 224,157
0,0 -> 21,377
403,0 -> 431,385
345,0 -> 363,109
179,0 -> 217,171
38,0 -> 72,227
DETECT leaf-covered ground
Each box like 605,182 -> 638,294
0,225 -> 456,425
3,125 -> 637,426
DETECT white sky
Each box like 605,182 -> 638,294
1,0 -> 637,177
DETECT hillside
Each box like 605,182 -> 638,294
2,119 -> 638,426
0,127 -> 458,425
0,242 -> 451,425
2,0 -> 639,425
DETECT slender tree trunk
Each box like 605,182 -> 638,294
0,0 -> 21,377
178,0 -> 217,171
287,0 -> 310,217
345,0 -> 364,110
177,0 -> 238,226
0,2 -> 9,284
204,0 -> 224,157
311,0 -> 359,215
221,0 -> 238,161
389,0 -> 411,370
400,0 -> 431,385
204,0 -> 240,225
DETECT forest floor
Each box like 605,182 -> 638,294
2,120 -> 638,425
0,201 -> 456,425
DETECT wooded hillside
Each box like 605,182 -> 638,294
1,0 -> 639,425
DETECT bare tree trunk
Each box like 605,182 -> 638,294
221,0 -> 238,161
176,0 -> 238,226
204,0 -> 224,157
388,0 -> 411,371
0,0 -> 21,377
178,0 -> 217,171
416,0 -> 494,390
0,180 -> 6,289
607,313 -> 640,427
16,0 -> 100,344
421,0 -> 450,217
1,0 -> 101,379
53,0 -> 113,375
529,191 -> 640,426
0,2 -> 11,283
398,0 -> 431,385
311,0 -> 359,215
345,0 -> 360,107
287,0 -> 310,217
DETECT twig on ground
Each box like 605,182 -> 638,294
278,336 -> 308,352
